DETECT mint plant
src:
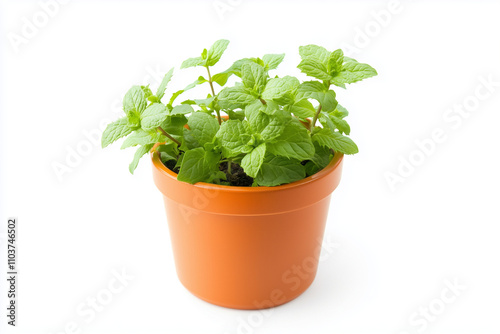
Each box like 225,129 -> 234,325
102,40 -> 377,186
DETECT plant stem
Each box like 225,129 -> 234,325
309,80 -> 332,133
227,159 -> 232,176
310,104 -> 322,132
259,98 -> 267,105
157,126 -> 181,146
206,66 -> 222,125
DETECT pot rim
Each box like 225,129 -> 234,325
151,143 -> 344,193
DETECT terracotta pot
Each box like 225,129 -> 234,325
151,147 -> 344,309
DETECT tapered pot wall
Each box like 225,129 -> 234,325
151,150 -> 343,309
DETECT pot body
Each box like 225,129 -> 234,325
151,150 -> 343,309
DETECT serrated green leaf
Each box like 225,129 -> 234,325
121,129 -> 164,149
123,86 -> 147,121
212,58 -> 254,86
141,103 -> 169,131
262,76 -> 300,104
216,120 -> 253,158
287,99 -> 316,120
226,109 -> 245,121
332,61 -> 377,84
262,54 -> 285,70
160,115 -> 187,136
101,117 -> 132,148
171,104 -> 194,115
177,147 -> 220,184
193,97 -> 215,108
241,62 -> 267,92
330,115 -> 351,135
245,101 -> 287,141
328,49 -> 344,74
241,143 -> 266,178
310,141 -> 332,170
141,85 -> 153,99
267,122 -> 314,160
332,104 -> 349,118
299,44 -> 330,65
182,112 -> 219,150
156,143 -> 178,163
156,68 -> 174,101
297,59 -> 332,81
181,57 -> 205,69
313,128 -> 358,154
218,86 -> 257,109
206,39 -> 230,66
255,156 -> 306,186
296,81 -> 338,112
129,144 -> 154,174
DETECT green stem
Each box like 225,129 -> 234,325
157,126 -> 181,146
206,66 -> 222,125
309,81 -> 332,133
227,159 -> 232,176
310,104 -> 322,132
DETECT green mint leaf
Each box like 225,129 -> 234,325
101,117 -> 132,148
241,143 -> 266,178
212,58 -> 254,86
141,85 -> 153,99
245,101 -> 287,141
212,72 -> 231,86
299,44 -> 330,65
121,129 -> 164,149
267,121 -> 314,161
123,86 -> 147,121
332,104 -> 349,118
181,57 -> 205,69
328,49 -> 344,74
182,112 -> 219,150
296,81 -> 338,112
216,120 -> 253,158
286,99 -> 316,120
141,103 -> 169,132
262,54 -> 285,70
218,85 -> 257,109
206,39 -> 230,66
129,144 -> 154,174
310,142 -> 332,169
262,76 -> 300,104
297,59 -> 332,81
255,156 -> 306,187
177,147 -> 220,184
156,68 -> 174,101
330,115 -> 351,135
241,62 -> 267,92
332,61 -> 377,85
160,115 -> 187,136
226,109 -> 245,121
156,142 -> 178,163
313,128 -> 358,154
171,104 -> 194,115
192,97 -> 215,108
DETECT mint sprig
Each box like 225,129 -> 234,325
102,40 -> 377,184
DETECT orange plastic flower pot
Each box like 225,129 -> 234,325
151,149 -> 343,310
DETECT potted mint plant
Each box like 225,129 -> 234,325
102,40 -> 376,309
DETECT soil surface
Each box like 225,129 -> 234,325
219,161 -> 254,186
163,160 -> 254,186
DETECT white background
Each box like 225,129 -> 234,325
1,0 -> 500,333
